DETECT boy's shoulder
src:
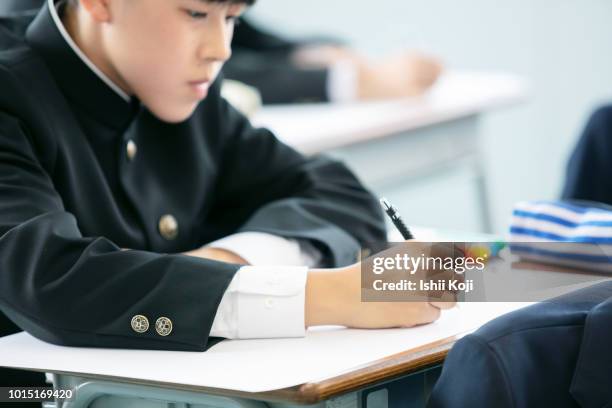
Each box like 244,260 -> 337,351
0,14 -> 66,165
0,14 -> 56,110
0,10 -> 36,52
0,12 -> 44,82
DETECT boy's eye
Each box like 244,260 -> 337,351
186,10 -> 208,19
185,10 -> 240,24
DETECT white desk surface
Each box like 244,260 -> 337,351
0,302 -> 531,394
251,71 -> 528,155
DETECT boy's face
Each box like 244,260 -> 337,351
98,0 -> 245,123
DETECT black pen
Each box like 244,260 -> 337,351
380,198 -> 414,240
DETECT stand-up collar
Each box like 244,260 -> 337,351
25,0 -> 140,130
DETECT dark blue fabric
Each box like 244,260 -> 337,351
563,105 -> 612,205
570,297 -> 612,408
428,282 -> 612,408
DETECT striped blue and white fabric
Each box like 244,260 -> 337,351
509,200 -> 612,272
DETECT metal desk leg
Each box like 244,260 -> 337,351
361,366 -> 442,408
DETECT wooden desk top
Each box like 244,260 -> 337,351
255,335 -> 457,404
27,332 -> 457,405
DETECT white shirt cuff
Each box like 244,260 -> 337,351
327,60 -> 359,103
209,266 -> 308,339
207,232 -> 318,339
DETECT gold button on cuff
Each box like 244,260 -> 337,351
126,140 -> 137,161
158,214 -> 178,240
131,315 -> 149,333
155,317 -> 173,336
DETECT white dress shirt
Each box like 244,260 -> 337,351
327,61 -> 359,103
50,0 -> 319,340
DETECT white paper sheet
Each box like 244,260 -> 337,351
0,302 -> 531,393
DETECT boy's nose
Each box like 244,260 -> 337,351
198,20 -> 232,63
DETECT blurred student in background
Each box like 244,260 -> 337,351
224,17 -> 443,104
563,105 -> 612,205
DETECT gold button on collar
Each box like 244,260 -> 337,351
131,315 -> 149,333
126,140 -> 137,161
158,214 -> 178,240
155,317 -> 173,336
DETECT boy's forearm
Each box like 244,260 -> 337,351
184,247 -> 249,265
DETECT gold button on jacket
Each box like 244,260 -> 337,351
126,140 -> 137,161
158,215 -> 178,240
155,317 -> 173,336
131,315 -> 149,333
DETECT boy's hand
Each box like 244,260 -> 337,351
305,241 -> 457,329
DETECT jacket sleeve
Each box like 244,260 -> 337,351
205,93 -> 387,267
427,335 -> 514,408
231,18 -> 299,54
0,110 -> 239,351
223,52 -> 330,104
225,17 -> 344,104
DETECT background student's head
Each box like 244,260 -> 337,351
64,0 -> 255,123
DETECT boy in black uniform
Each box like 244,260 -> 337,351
0,0 -> 452,394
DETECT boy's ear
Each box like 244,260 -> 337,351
78,0 -> 112,23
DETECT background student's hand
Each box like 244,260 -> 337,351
305,241 -> 457,330
183,247 -> 249,265
292,46 -> 443,100
357,52 -> 443,100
